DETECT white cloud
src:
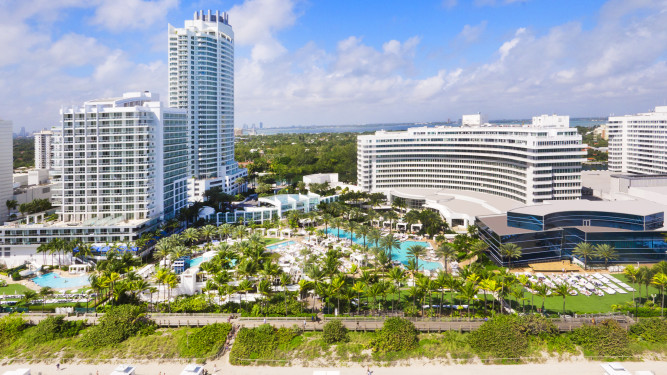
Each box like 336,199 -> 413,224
442,0 -> 457,9
0,1 -> 168,132
90,0 -> 179,32
457,21 -> 487,43
228,0 -> 298,62
233,0 -> 667,126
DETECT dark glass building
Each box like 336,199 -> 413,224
476,200 -> 667,266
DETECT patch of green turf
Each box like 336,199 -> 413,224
511,274 -> 662,314
0,283 -> 31,295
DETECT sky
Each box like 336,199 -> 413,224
2,0 -> 667,132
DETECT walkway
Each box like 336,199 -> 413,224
8,313 -> 634,333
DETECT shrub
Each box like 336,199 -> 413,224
323,320 -> 348,344
629,318 -> 667,343
0,314 -> 26,345
370,317 -> 418,353
517,314 -> 558,336
11,272 -> 20,281
79,305 -> 155,348
178,323 -> 232,358
24,315 -> 85,342
229,324 -> 299,365
468,315 -> 529,360
570,319 -> 631,357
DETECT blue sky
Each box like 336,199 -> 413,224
1,0 -> 666,131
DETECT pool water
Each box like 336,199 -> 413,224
32,272 -> 90,289
267,240 -> 296,250
190,257 -> 205,267
326,229 -> 442,270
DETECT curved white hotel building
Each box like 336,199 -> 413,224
358,115 -> 585,209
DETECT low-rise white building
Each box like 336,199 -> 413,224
201,193 -> 339,225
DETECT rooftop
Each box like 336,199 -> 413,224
390,188 -> 524,218
510,199 -> 665,217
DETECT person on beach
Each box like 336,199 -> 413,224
56,363 -> 60,370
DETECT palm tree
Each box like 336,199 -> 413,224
499,243 -> 522,269
553,283 -> 573,315
332,217 -> 343,241
457,281 -> 479,318
298,279 -> 313,313
164,272 -> 178,312
435,242 -> 457,274
182,227 -> 200,246
623,265 -> 640,315
379,234 -> 401,262
469,239 -> 488,259
387,267 -> 405,312
478,278 -> 496,315
280,273 -> 292,316
38,287 -> 54,311
384,211 -> 398,233
651,272 -> 667,317
257,279 -> 272,315
356,225 -> 370,250
535,283 -> 550,314
572,242 -> 595,270
510,286 -> 527,314
368,228 -> 382,248
406,244 -> 427,273
20,290 -> 38,309
200,225 -> 217,244
594,244 -> 618,269
444,274 -> 461,317
352,281 -> 366,313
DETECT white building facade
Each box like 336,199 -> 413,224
52,91 -> 188,222
358,115 -> 584,204
0,92 -> 188,268
608,106 -> 667,174
34,130 -> 53,169
168,10 -> 247,201
0,119 -> 13,223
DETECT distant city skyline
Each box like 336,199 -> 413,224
2,0 -> 667,132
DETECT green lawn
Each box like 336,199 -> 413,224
513,274 -> 662,315
0,283 -> 31,295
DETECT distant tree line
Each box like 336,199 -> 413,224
13,138 -> 34,169
235,132 -> 359,185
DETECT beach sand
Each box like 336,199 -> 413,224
1,357 -> 666,375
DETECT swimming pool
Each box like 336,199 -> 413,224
190,257 -> 205,267
267,240 -> 296,250
325,229 -> 442,270
32,272 -> 90,289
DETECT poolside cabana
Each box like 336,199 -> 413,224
68,264 -> 90,274
280,228 -> 292,238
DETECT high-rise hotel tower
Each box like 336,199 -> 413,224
168,10 -> 247,201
